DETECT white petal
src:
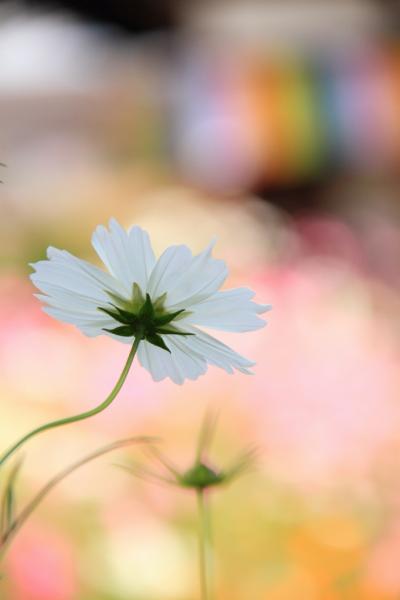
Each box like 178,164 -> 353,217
163,242 -> 228,309
137,336 -> 208,384
146,245 -> 192,299
30,246 -> 126,337
183,287 -> 272,332
184,327 -> 256,375
166,336 -> 208,380
137,326 -> 255,383
92,219 -> 156,291
31,247 -> 125,298
42,306 -> 114,329
42,304 -> 136,342
137,340 -> 184,384
137,341 -> 165,381
46,247 -> 124,294
128,225 -> 157,290
34,288 -> 94,312
31,261 -> 107,301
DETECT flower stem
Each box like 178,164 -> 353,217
197,489 -> 212,600
0,337 -> 141,469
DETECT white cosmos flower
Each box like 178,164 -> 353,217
30,219 -> 271,385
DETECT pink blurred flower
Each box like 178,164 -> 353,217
6,525 -> 77,600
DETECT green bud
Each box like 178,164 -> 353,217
117,414 -> 256,493
180,462 -> 225,490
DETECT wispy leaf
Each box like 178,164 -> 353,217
0,437 -> 154,560
1,459 -> 23,538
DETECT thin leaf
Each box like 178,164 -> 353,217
0,459 -> 23,537
146,445 -> 181,479
0,436 -> 155,559
224,446 -> 258,484
115,462 -> 177,487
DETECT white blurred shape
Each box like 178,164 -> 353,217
0,10 -> 111,92
106,522 -> 193,598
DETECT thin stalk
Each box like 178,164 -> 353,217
0,337 -> 141,469
197,489 -> 211,600
0,435 -> 151,559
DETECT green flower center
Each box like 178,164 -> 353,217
180,462 -> 225,490
98,283 -> 192,352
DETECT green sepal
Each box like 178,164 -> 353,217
154,309 -> 186,326
105,282 -> 145,313
146,333 -> 171,353
98,306 -> 128,324
139,294 -> 155,320
157,327 -> 194,336
99,285 -> 192,351
98,305 -> 137,325
174,310 -> 192,321
152,292 -> 167,312
131,283 -> 146,312
97,306 -> 118,320
103,325 -> 135,337
113,306 -> 137,324
105,290 -> 131,311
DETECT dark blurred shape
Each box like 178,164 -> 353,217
256,179 -> 329,214
23,0 -> 177,33
381,0 -> 400,27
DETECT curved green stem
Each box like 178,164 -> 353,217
0,338 -> 141,469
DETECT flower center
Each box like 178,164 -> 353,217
97,283 -> 192,352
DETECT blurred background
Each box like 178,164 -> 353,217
1,0 -> 400,598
